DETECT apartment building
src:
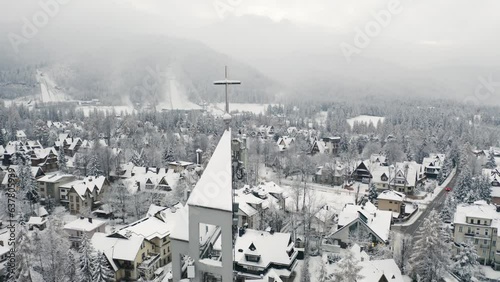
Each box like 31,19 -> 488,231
453,201 -> 500,269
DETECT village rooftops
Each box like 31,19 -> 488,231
377,190 -> 406,202
64,217 -> 106,232
187,129 -> 232,212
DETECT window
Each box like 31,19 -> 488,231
475,239 -> 479,244
459,227 -> 463,232
163,249 -> 166,255
493,241 -> 496,246
471,219 -> 474,224
389,201 -> 393,204
485,240 -> 488,245
486,230 -> 489,236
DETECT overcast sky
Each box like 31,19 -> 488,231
2,0 -> 499,69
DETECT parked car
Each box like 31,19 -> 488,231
445,187 -> 452,192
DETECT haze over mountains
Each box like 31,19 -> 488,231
1,0 -> 499,105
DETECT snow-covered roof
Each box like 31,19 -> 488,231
423,153 -> 445,168
37,172 -> 74,183
91,232 -> 144,262
187,130 -> 232,212
27,216 -> 47,225
121,167 -> 179,194
60,176 -> 107,199
64,217 -> 106,232
336,202 -> 392,242
117,216 -> 171,240
1,165 -> 44,185
119,204 -> 183,241
358,259 -> 404,282
377,190 -> 406,202
170,204 -> 190,242
16,130 -> 26,138
370,154 -> 387,164
454,201 -> 500,230
233,229 -> 296,269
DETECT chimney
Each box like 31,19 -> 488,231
196,149 -> 203,165
88,218 -> 92,223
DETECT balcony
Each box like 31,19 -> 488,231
138,253 -> 160,270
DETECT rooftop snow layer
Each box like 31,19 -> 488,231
187,130 -> 232,212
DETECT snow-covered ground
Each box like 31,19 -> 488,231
75,105 -> 137,117
481,265 -> 500,280
347,115 -> 385,128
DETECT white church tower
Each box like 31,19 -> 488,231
171,67 -> 240,281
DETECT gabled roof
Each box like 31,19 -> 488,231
64,217 -> 107,232
333,202 -> 392,242
233,229 -> 296,269
91,232 -> 144,262
61,176 -> 107,199
377,190 -> 406,202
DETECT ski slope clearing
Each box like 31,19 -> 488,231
158,75 -> 201,111
37,70 -> 69,103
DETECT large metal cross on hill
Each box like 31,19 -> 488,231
214,66 -> 241,116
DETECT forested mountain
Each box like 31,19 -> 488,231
0,28 -> 279,105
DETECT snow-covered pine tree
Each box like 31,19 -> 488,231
394,234 -> 412,275
87,154 -> 103,177
67,250 -> 79,282
38,221 -> 72,282
437,169 -> 445,185
58,146 -> 68,173
300,257 -> 311,282
440,195 -> 456,222
454,166 -> 473,203
316,259 -> 331,282
368,183 -> 378,203
79,234 -> 95,282
163,147 -> 175,164
458,143 -> 471,173
476,174 -> 492,202
451,241 -> 481,281
92,252 -> 114,282
485,148 -> 497,169
8,226 -> 33,282
0,131 -> 4,146
409,210 -> 451,281
332,251 -> 363,282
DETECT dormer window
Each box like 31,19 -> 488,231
245,254 -> 260,262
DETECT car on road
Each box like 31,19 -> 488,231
445,187 -> 452,192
